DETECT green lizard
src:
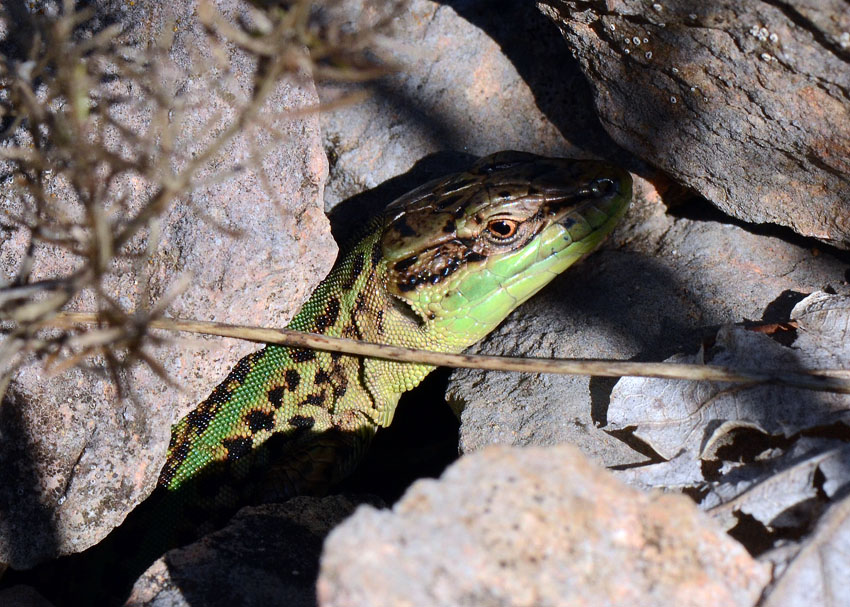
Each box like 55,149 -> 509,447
20,151 -> 631,605
157,150 -> 632,508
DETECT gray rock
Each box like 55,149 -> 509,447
127,495 -> 381,607
611,292 -> 850,466
540,0 -> 850,248
603,293 -> 850,565
0,585 -> 55,607
317,445 -> 770,607
447,186 -> 850,466
319,0 -> 642,211
760,492 -> 850,607
0,0 -> 331,567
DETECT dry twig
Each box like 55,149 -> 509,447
0,0 -> 403,399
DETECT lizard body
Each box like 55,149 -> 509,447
158,151 -> 632,505
21,152 -> 631,606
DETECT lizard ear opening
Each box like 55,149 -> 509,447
389,293 -> 427,329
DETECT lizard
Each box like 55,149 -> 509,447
22,151 -> 631,605
155,150 -> 632,513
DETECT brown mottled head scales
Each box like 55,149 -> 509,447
382,151 -> 627,295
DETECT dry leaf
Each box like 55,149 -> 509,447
608,292 -> 850,462
760,491 -> 850,607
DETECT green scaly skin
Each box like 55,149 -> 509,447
24,152 -> 631,606
158,151 -> 632,508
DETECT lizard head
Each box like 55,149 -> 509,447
380,151 -> 632,347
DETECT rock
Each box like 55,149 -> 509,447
317,445 -> 771,607
760,491 -> 850,607
126,495 -> 380,607
539,0 -> 850,248
603,293 -> 850,564
611,292 -> 850,464
446,180 -> 850,466
319,0 -> 645,211
0,0 -> 332,567
0,585 -> 56,607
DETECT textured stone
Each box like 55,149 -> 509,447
0,0 -> 332,567
318,445 -> 770,607
761,492 -> 850,607
0,585 -> 56,607
127,496 -> 380,607
319,0 -> 645,211
540,0 -> 850,248
447,179 -> 850,466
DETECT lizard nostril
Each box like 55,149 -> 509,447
590,178 -> 617,197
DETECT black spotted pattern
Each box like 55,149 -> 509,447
207,383 -> 233,407
221,437 -> 253,461
158,438 -> 191,487
394,242 -> 490,293
332,379 -> 347,399
371,240 -> 383,267
342,322 -> 363,341
291,348 -> 316,363
230,350 -> 262,384
288,415 -> 316,430
376,309 -> 385,335
267,386 -> 285,409
314,297 -> 341,332
168,437 -> 190,460
285,369 -> 301,391
186,407 -> 214,434
330,361 -> 349,398
343,251 -> 366,289
393,215 -> 416,237
300,392 -> 326,407
245,410 -> 274,434
393,256 -> 418,273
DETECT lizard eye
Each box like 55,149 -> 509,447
485,218 -> 519,242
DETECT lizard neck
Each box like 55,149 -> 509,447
292,222 -> 438,427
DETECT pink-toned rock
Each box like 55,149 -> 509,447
317,445 -> 771,607
0,0 -> 332,567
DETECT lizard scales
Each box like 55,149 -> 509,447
158,151 -> 632,504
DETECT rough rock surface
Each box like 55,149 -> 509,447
127,496 -> 380,607
760,491 -> 850,607
540,0 -> 850,249
0,585 -> 55,607
317,445 -> 771,607
446,182 -> 850,466
0,0 -> 332,567
319,0 -> 643,211
600,293 -> 850,576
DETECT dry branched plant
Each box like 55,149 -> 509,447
0,0 -> 404,400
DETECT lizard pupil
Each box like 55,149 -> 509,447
486,219 -> 518,240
